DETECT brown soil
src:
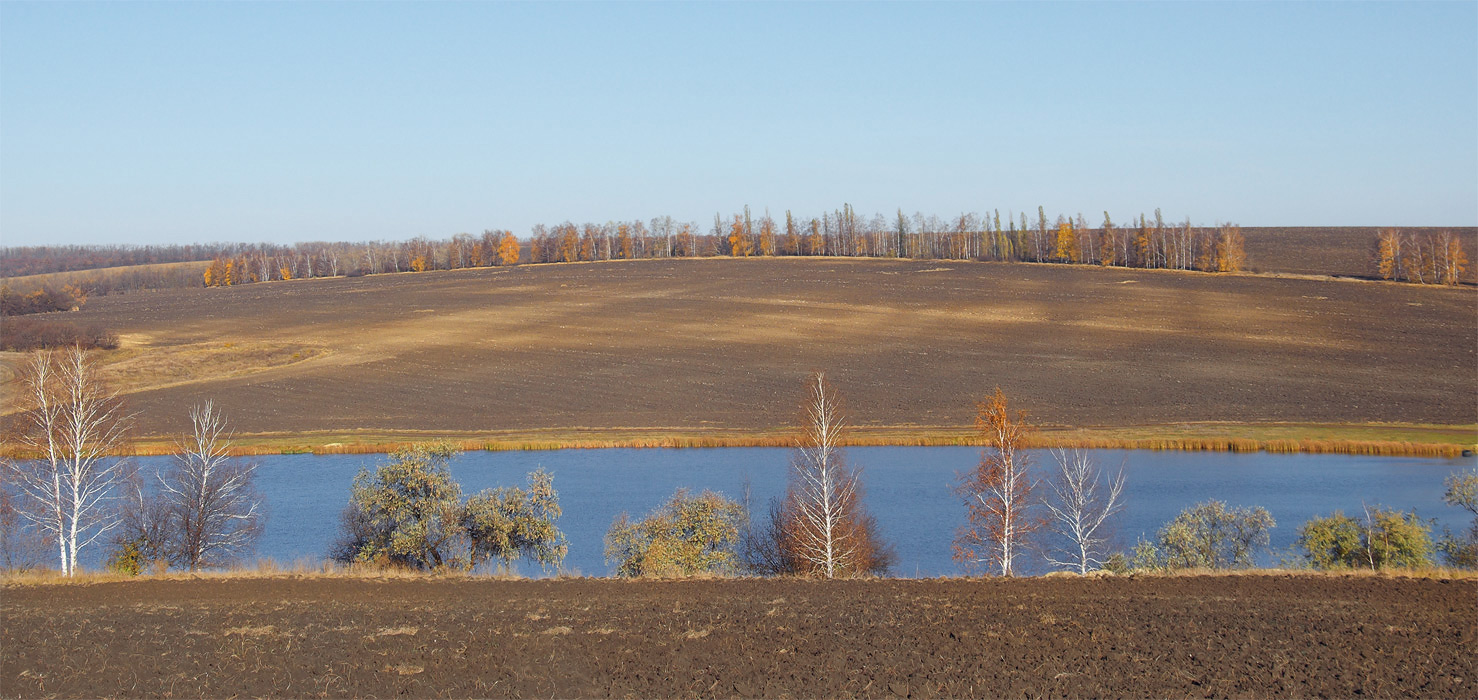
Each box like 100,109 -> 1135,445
1241,226 -> 1478,282
8,257 -> 1475,438
2,575 -> 1472,698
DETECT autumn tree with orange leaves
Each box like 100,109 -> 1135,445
729,214 -> 753,257
1052,218 -> 1076,263
954,388 -> 1042,577
496,232 -> 520,266
1371,229 -> 1465,285
1214,224 -> 1246,272
1375,228 -> 1402,280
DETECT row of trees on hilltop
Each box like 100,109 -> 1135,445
9,211 -> 1471,300
523,206 -> 1249,273
195,206 -> 1255,290
201,232 -> 521,287
3,206 -> 1256,297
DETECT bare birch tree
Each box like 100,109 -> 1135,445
1042,448 -> 1125,574
5,347 -> 131,576
767,372 -> 895,578
787,372 -> 857,578
160,401 -> 263,570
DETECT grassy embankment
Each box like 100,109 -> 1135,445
104,422 -> 1476,458
4,560 -> 1476,585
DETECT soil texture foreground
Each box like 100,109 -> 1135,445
2,575 -> 1473,698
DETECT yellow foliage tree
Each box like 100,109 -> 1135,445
1098,213 -> 1116,266
759,217 -> 777,256
617,224 -> 633,259
410,255 -> 429,273
559,225 -> 579,263
203,258 -> 228,287
1214,224 -> 1246,273
1375,228 -> 1401,281
579,226 -> 596,261
806,219 -> 824,256
1134,217 -> 1152,267
497,232 -> 520,266
1052,220 -> 1076,263
729,214 -> 752,257
1439,232 -> 1467,286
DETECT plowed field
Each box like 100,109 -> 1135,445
5,257 -> 1474,439
2,575 -> 1473,698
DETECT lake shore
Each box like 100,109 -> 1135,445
90,421 -> 1475,458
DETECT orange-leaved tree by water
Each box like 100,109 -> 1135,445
954,387 -> 1042,577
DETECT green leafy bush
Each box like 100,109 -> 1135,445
331,444 -> 566,572
1296,512 -> 1364,569
1298,508 -> 1433,570
1439,470 -> 1478,569
1152,500 -> 1275,570
462,469 -> 567,573
104,538 -> 148,576
606,488 -> 745,578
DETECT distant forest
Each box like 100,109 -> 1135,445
1,206 -> 1469,314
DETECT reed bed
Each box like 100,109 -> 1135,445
4,431 -> 1469,459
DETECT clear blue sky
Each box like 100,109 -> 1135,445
2,1 -> 1474,247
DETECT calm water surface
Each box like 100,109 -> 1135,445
129,447 -> 1476,577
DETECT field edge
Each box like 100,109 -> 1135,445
4,422 -> 1465,458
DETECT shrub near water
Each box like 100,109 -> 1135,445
1129,500 -> 1275,571
1297,508 -> 1434,570
605,488 -> 745,577
1438,470 -> 1478,568
331,443 -> 566,572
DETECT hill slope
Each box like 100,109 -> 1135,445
8,257 -> 1468,443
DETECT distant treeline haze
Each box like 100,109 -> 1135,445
1,206 -> 1468,305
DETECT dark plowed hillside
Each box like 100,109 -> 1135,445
31,257 -> 1478,436
3,576 -> 1473,698
1241,226 -> 1477,282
